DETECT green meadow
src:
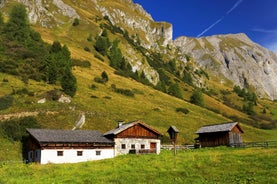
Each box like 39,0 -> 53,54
0,147 -> 276,184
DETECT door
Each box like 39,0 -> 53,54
150,142 -> 156,153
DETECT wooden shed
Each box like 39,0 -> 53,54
195,122 -> 244,147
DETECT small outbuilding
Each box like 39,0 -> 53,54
195,122 -> 244,147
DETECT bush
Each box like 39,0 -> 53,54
190,88 -> 204,106
111,84 -> 134,97
0,116 -> 40,141
94,53 -> 104,62
84,46 -> 90,52
176,108 -> 189,114
0,95 -> 13,110
72,18 -> 80,26
72,59 -> 91,68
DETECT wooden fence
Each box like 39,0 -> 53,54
230,141 -> 277,148
162,141 -> 277,150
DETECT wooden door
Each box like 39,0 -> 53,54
150,142 -> 156,149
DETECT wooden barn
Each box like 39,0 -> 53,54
26,129 -> 115,164
104,120 -> 163,156
195,122 -> 244,147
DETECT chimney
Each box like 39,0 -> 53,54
118,121 -> 124,128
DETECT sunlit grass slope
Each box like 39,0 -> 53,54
0,148 -> 276,184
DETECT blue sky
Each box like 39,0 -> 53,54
133,0 -> 277,52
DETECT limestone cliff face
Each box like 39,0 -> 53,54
95,0 -> 172,48
174,33 -> 277,100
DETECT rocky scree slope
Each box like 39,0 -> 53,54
174,33 -> 277,100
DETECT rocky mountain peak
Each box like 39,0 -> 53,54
174,34 -> 277,100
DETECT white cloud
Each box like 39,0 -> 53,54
252,28 -> 277,34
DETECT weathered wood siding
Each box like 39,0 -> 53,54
198,125 -> 243,147
198,132 -> 229,147
116,124 -> 159,139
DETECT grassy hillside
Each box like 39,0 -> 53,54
1,148 -> 276,183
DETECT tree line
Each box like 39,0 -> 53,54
0,4 -> 76,97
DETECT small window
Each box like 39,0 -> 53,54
131,144 -> 135,149
57,151 -> 63,156
77,151 -> 83,156
96,151 -> 101,156
30,151 -> 33,159
121,144 -> 126,149
141,144 -> 145,149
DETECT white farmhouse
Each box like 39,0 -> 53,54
26,129 -> 114,164
104,120 -> 162,156
26,120 -> 162,164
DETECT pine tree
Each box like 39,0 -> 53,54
168,83 -> 183,99
109,39 -> 123,69
190,88 -> 204,106
61,67 -> 77,97
4,4 -> 30,43
0,12 -> 4,31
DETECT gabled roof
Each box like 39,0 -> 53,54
27,129 -> 114,144
104,120 -> 162,136
167,125 -> 179,133
195,122 -> 244,134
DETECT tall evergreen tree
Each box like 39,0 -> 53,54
4,4 -> 30,43
94,36 -> 110,56
168,83 -> 183,99
190,88 -> 204,106
0,12 -> 4,31
109,39 -> 123,69
61,67 -> 77,97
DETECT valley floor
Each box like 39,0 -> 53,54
0,147 -> 276,183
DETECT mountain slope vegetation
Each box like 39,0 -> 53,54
0,0 -> 276,162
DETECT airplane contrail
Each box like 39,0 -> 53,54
197,16 -> 224,38
227,0 -> 244,14
197,0 -> 244,38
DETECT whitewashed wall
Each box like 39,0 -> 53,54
114,138 -> 160,156
33,149 -> 115,164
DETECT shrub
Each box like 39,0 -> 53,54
190,88 -> 204,106
84,46 -> 90,52
0,95 -> 13,110
176,108 -> 190,114
90,84 -> 97,90
168,83 -> 183,99
0,116 -> 40,141
72,59 -> 91,68
111,84 -> 134,97
72,18 -> 80,26
94,53 -> 104,62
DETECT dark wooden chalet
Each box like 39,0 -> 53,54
195,122 -> 244,147
104,120 -> 162,155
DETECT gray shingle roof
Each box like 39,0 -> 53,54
104,120 -> 162,136
27,129 -> 114,144
196,122 -> 243,134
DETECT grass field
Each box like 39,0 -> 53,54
0,147 -> 276,184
